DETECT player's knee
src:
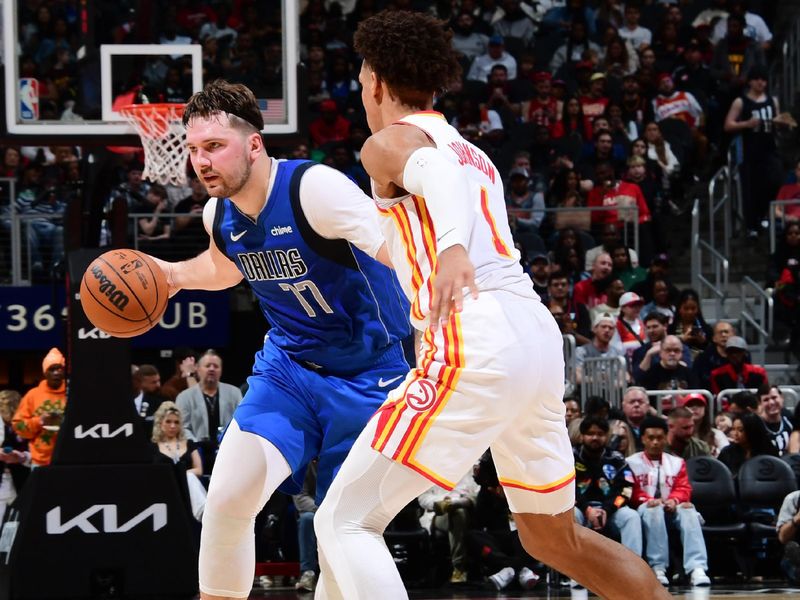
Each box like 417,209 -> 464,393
206,483 -> 255,519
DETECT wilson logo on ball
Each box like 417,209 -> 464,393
404,380 -> 438,412
90,266 -> 130,311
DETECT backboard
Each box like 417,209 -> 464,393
2,0 -> 299,140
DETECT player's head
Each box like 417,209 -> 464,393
183,80 -> 265,198
354,10 -> 461,131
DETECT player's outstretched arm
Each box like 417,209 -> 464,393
361,125 -> 478,331
150,198 -> 243,295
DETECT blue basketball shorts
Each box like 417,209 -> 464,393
232,338 -> 409,503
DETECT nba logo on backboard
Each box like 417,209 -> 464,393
20,78 -> 39,120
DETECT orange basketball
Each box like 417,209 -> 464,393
80,249 -> 169,338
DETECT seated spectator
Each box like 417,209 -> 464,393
665,406 -> 711,459
418,471 -> 479,585
175,349 -> 242,473
757,385 -> 794,456
468,452 -> 540,591
600,35 -> 639,79
777,488 -> 800,584
727,391 -> 760,418
451,11 -> 489,63
618,2 -> 652,51
622,386 -> 652,451
628,416 -> 711,587
133,364 -> 166,437
575,313 -> 627,384
623,156 -> 662,239
652,76 -> 708,164
692,321 -> 736,392
0,390 -> 29,523
640,278 -> 676,323
709,337 -> 768,395
172,174 -> 210,259
632,312 -> 693,384
450,98 -> 504,148
710,0 -> 772,50
565,397 -> 582,426
643,122 -> 680,186
584,396 -> 612,421
717,412 -> 778,477
586,162 -> 651,232
550,227 -> 588,278
552,96 -> 590,142
492,0 -> 535,50
673,42 -> 714,109
309,100 -> 351,148
467,35 -> 517,82
710,13 -> 766,101
546,270 -> 592,345
12,348 -> 66,468
585,223 -> 640,272
590,276 -> 626,324
616,291 -> 647,355
549,21 -> 601,77
293,462 -> 319,592
506,168 -> 545,233
668,289 -> 712,361
151,402 -> 205,521
681,393 -> 729,458
612,245 -> 647,291
715,412 -> 735,444
136,183 -> 172,246
609,418 -> 637,458
573,417 -> 642,557
527,252 -> 550,299
620,77 -> 652,141
632,253 -> 679,304
637,336 -> 698,408
574,251 -> 613,308
521,72 -> 560,135
580,75 -> 612,140
161,347 -> 198,402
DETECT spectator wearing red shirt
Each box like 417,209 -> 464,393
587,162 -> 651,228
309,100 -> 351,148
709,336 -> 768,395
522,72 -> 559,135
580,73 -> 610,139
573,251 -> 613,308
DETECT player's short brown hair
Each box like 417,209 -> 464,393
183,80 -> 264,131
354,10 -> 461,109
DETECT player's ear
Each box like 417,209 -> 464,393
248,131 -> 263,157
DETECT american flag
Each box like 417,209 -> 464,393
257,99 -> 286,124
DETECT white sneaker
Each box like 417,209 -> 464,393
654,568 -> 669,586
258,575 -> 274,588
569,578 -> 584,589
518,567 -> 540,590
690,567 -> 711,587
488,566 -> 515,590
295,570 -> 317,592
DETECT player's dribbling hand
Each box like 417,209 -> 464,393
429,245 -> 479,332
148,255 -> 181,298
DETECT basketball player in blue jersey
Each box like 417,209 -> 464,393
150,81 -> 411,600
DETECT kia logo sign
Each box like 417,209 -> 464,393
46,504 -> 167,534
73,424 -> 134,439
77,327 -> 111,339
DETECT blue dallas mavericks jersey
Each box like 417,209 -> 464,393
212,160 -> 411,373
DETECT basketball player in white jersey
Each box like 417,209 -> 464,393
313,11 -> 670,600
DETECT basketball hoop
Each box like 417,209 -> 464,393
119,103 -> 188,186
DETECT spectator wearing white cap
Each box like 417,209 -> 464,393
616,292 -> 647,354
709,337 -> 768,395
575,313 -> 627,384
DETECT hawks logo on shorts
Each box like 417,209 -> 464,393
404,380 -> 438,412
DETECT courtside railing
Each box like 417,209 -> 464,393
645,388 -> 715,417
580,355 -> 628,408
563,334 -> 577,396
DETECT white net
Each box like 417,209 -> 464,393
119,104 -> 188,186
